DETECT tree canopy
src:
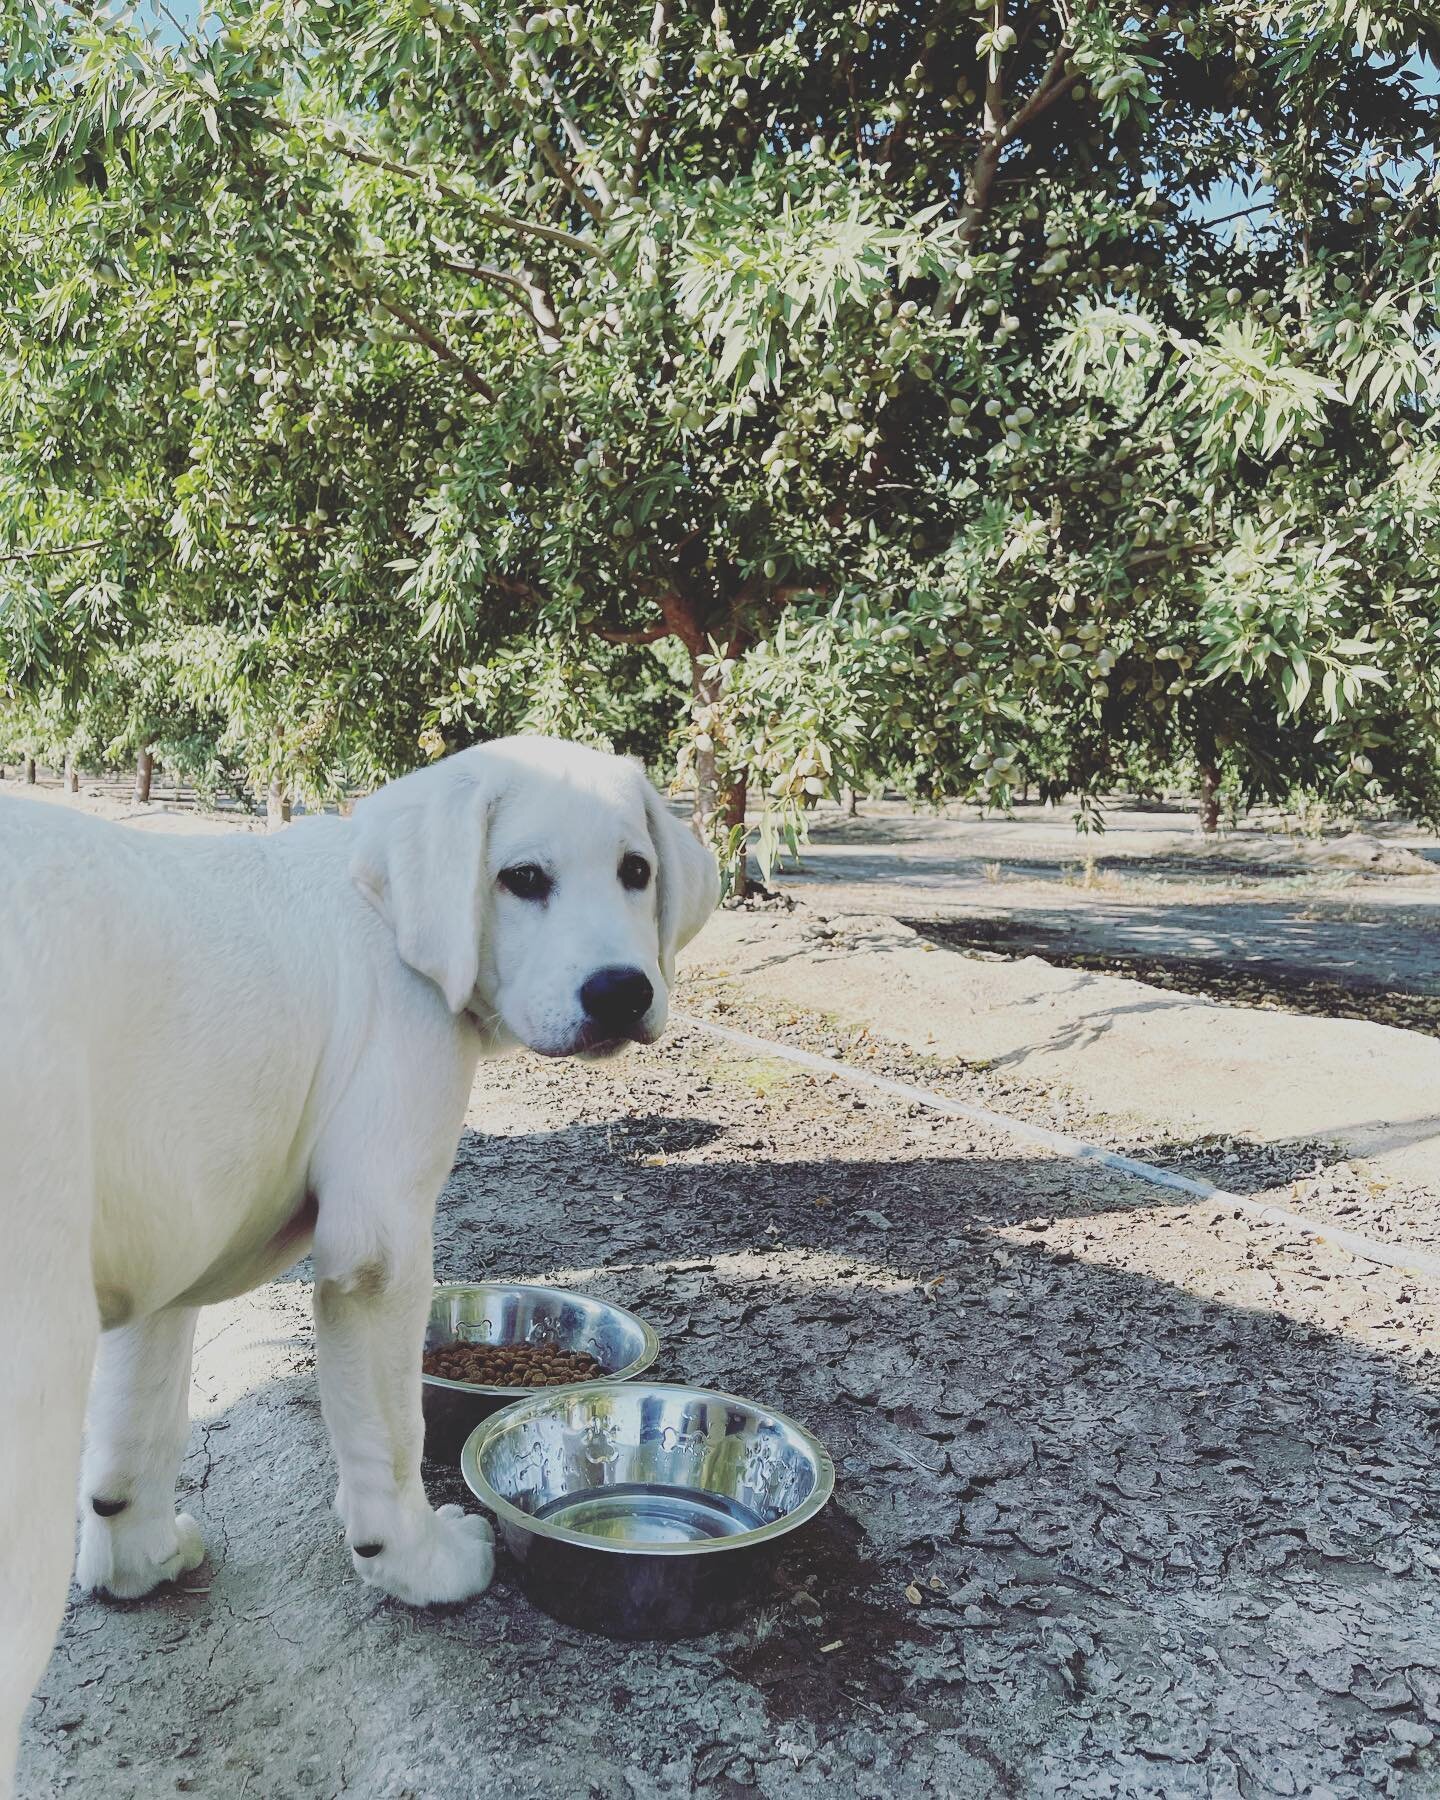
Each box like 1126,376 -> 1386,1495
2,0 -> 1437,868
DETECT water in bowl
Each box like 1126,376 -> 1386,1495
534,1482 -> 766,1545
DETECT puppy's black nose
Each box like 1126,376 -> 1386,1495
580,966 -> 654,1032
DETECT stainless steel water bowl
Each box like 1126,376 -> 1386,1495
421,1285 -> 658,1461
461,1381 -> 835,1638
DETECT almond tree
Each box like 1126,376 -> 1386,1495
1,0 -> 1435,882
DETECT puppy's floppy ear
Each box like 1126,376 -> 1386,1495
349,755 -> 494,1013
644,787 -> 721,980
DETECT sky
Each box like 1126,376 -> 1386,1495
1198,47 -> 1437,238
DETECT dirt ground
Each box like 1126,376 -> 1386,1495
688,907 -> 1440,1203
771,798 -> 1440,1022
10,779 -> 1440,1798
17,991 -> 1440,1799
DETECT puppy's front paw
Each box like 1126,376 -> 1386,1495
349,1503 -> 494,1605
77,1507 -> 206,1600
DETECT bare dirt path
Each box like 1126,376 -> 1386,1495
20,1002 -> 1440,1800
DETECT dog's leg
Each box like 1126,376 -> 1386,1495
75,1308 -> 205,1599
0,1153 -> 96,1794
314,1236 -> 494,1606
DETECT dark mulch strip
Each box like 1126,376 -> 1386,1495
904,917 -> 1440,1040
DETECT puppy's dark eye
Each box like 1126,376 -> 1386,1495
498,863 -> 552,901
619,854 -> 651,891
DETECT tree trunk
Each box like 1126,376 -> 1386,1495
25,757 -> 37,785
65,754 -> 79,793
841,785 -> 858,818
133,748 -> 154,804
689,654 -> 722,830
267,778 -> 292,832
689,652 -> 749,898
1198,760 -> 1220,835
722,766 -> 747,838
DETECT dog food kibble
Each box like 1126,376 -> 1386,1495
422,1342 -> 607,1387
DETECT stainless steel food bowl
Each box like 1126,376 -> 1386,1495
421,1284 -> 658,1463
461,1381 -> 835,1637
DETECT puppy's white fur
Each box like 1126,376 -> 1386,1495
0,737 -> 717,1791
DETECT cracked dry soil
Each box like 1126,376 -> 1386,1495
18,1003 -> 1440,1800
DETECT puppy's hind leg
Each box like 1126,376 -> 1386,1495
0,1122 -> 97,1797
76,1307 -> 205,1600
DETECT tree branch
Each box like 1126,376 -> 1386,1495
1003,39 -> 1083,139
530,130 -> 605,222
593,620 -> 670,645
0,540 -> 106,564
374,298 -> 497,400
433,258 -> 528,298
944,37 -> 1082,282
333,137 -> 601,255
504,14 -> 615,214
1195,200 -> 1275,230
271,118 -> 604,259
984,0 -> 1007,140
434,251 -> 562,351
464,30 -> 605,221
1126,538 -> 1215,572
492,574 -> 551,607
659,589 -> 706,656
627,0 -> 670,189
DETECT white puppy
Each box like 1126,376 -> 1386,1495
0,737 -> 717,1791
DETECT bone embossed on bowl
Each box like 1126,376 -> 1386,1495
421,1284 -> 659,1461
461,1381 -> 835,1637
